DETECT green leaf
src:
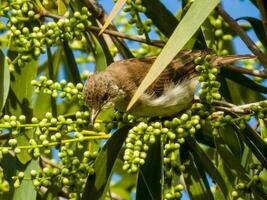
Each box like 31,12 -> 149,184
234,125 -> 267,168
127,0 -> 220,110
58,0 -> 69,15
201,19 -> 216,49
215,159 -> 235,200
214,136 -> 250,181
141,0 -> 178,37
0,50 -> 10,112
82,126 -> 131,200
34,48 -> 62,117
236,17 -> 267,49
13,159 -> 39,200
6,51 -> 38,164
186,136 -> 229,199
259,119 -> 267,139
91,34 -> 108,72
111,159 -> 136,200
219,125 -> 242,159
182,152 -> 214,200
62,41 -> 81,84
215,136 -> 267,199
99,0 -> 126,35
1,155 -> 38,200
222,68 -> 267,94
136,136 -> 162,199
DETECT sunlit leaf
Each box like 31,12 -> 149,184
182,152 -> 214,200
91,34 -> 108,72
99,0 -> 126,35
6,49 -> 38,164
58,0 -> 69,15
0,50 -> 10,112
12,159 -> 39,200
259,119 -> 267,139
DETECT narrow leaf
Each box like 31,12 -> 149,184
99,0 -> 126,35
91,34 -> 108,72
259,119 -> 267,139
215,136 -> 267,199
222,67 -> 267,94
127,0 -> 220,110
182,152 -> 214,200
201,19 -> 216,49
136,136 -> 162,199
13,159 -> 39,200
219,125 -> 242,159
141,0 -> 178,37
82,126 -> 131,200
62,41 -> 81,84
6,50 -> 38,164
234,124 -> 267,168
57,0 -> 69,15
236,17 -> 267,49
0,50 -> 10,112
186,136 -> 229,199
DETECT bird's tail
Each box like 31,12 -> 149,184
212,54 -> 256,66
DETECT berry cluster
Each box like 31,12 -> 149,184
123,121 -> 161,173
121,0 -> 152,35
231,163 -> 263,200
121,103 -> 206,198
31,76 -> 84,103
195,55 -> 221,103
30,148 -> 97,196
1,2 -> 91,68
0,111 -> 106,194
209,15 -> 232,55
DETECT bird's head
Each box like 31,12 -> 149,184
83,72 -> 122,124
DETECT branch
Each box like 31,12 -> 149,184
42,10 -> 164,48
223,64 -> 267,78
86,25 -> 164,47
213,100 -> 267,114
216,6 -> 267,69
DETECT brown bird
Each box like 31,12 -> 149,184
83,49 -> 254,123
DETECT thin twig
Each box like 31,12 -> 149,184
42,10 -> 164,48
255,0 -> 267,41
213,99 -> 267,114
216,6 -> 267,69
87,25 -> 164,47
223,64 -> 267,78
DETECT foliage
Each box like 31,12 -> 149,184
0,0 -> 266,200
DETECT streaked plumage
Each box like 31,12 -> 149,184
83,49 -> 254,122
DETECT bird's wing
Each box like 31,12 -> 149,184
107,50 -> 211,98
147,49 -> 211,96
107,49 -> 253,98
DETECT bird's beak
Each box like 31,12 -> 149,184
90,108 -> 100,125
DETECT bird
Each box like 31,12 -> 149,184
83,49 -> 254,123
